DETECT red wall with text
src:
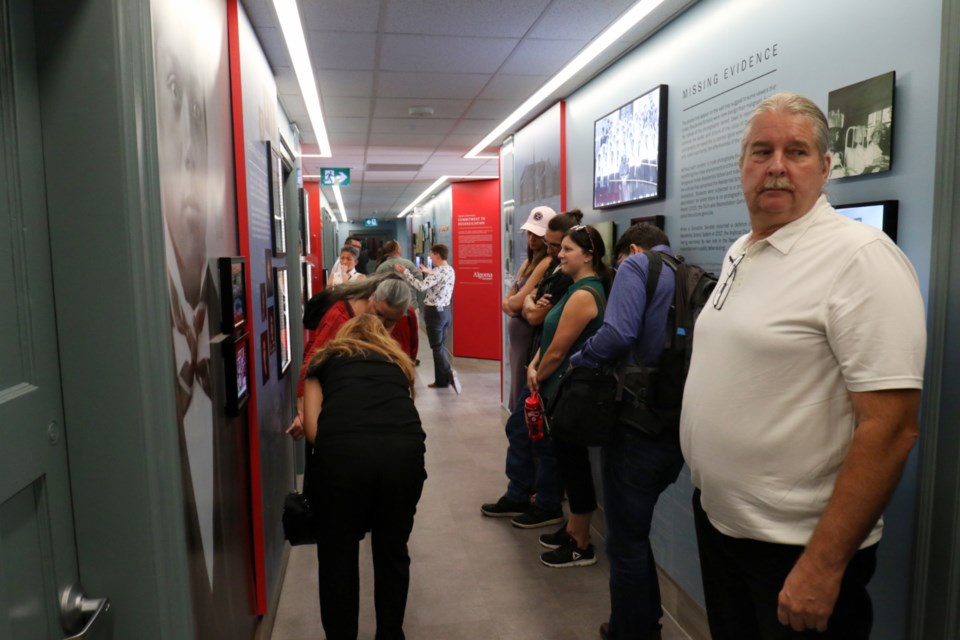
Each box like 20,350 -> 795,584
452,180 -> 501,360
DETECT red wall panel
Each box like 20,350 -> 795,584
451,180 -> 501,360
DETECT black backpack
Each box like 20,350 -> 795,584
642,251 -> 718,427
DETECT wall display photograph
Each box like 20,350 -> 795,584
268,141 -> 286,256
594,84 -> 668,208
274,266 -> 291,377
827,71 -> 895,178
259,283 -> 267,321
835,200 -> 899,242
218,257 -> 247,335
267,306 -> 276,354
264,248 -> 274,296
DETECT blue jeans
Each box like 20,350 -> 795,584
601,427 -> 684,639
504,387 -> 563,511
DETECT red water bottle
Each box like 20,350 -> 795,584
524,394 -> 545,441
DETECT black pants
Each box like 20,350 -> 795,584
552,437 -> 597,514
692,489 -> 877,640
310,435 -> 427,640
424,305 -> 452,386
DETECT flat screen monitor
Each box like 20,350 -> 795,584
834,200 -> 898,242
593,84 -> 668,208
218,256 -> 247,335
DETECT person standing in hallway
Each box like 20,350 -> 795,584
681,92 -> 926,639
288,274 -> 413,439
481,209 -> 581,529
376,240 -> 419,276
568,223 -> 685,640
302,314 -> 426,640
503,206 -> 555,409
327,244 -> 366,288
396,244 -> 458,392
528,224 -> 612,568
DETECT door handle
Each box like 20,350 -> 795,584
60,584 -> 112,639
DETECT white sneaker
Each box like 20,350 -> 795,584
450,368 -> 462,394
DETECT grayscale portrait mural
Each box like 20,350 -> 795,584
151,0 -> 239,632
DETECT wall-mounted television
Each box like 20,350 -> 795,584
594,84 -> 668,209
218,256 -> 246,335
834,200 -> 898,242
223,333 -> 250,417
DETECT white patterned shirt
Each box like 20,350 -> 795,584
401,264 -> 455,308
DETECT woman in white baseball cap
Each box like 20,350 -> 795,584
502,206 -> 556,409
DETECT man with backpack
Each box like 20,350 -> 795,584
569,222 -> 710,640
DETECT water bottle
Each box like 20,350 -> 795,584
524,394 -> 545,441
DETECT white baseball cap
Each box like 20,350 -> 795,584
519,206 -> 557,237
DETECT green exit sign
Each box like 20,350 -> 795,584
321,168 -> 351,186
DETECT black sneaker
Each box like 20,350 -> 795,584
511,506 -> 564,529
538,524 -> 574,549
540,542 -> 597,568
480,496 -> 533,518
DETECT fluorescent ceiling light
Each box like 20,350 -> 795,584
397,175 -> 497,218
273,0 -> 332,156
332,184 -> 348,222
465,0 -> 666,158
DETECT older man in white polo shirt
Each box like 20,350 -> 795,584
680,93 -> 925,639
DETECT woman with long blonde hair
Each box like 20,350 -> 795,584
302,313 -> 426,640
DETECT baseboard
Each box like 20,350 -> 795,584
657,565 -> 710,640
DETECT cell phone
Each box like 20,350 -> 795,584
415,256 -> 421,269
427,256 -> 433,269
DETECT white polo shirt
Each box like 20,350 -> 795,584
680,195 -> 926,547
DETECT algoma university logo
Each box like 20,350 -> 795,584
473,271 -> 494,281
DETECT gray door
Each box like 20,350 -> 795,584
0,0 -> 86,637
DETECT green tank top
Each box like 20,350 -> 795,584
537,275 -> 606,402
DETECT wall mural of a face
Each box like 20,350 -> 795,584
151,0 -> 236,616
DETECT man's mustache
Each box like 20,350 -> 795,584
759,178 -> 794,192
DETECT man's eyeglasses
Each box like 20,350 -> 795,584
569,225 -> 595,253
712,252 -> 745,310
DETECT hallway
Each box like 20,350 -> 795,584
271,346 -> 692,639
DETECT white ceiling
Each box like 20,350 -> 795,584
240,0 -> 696,221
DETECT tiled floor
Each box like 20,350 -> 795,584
271,346 -> 693,640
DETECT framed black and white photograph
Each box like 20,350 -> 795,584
301,261 -> 313,307
268,141 -> 286,256
835,200 -> 899,242
259,283 -> 267,322
217,257 -> 246,335
299,187 -> 310,255
594,84 -> 668,208
273,266 -> 292,377
827,71 -> 895,178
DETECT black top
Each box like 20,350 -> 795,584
306,353 -> 423,441
527,259 -> 575,362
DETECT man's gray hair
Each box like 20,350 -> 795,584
740,92 -> 830,168
371,276 -> 413,311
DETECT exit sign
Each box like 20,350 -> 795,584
320,168 -> 351,186
363,217 -> 379,227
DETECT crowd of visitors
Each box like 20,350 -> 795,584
283,92 -> 926,640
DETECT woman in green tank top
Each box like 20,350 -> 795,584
527,224 -> 613,568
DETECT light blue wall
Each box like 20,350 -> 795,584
564,0 -> 943,636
